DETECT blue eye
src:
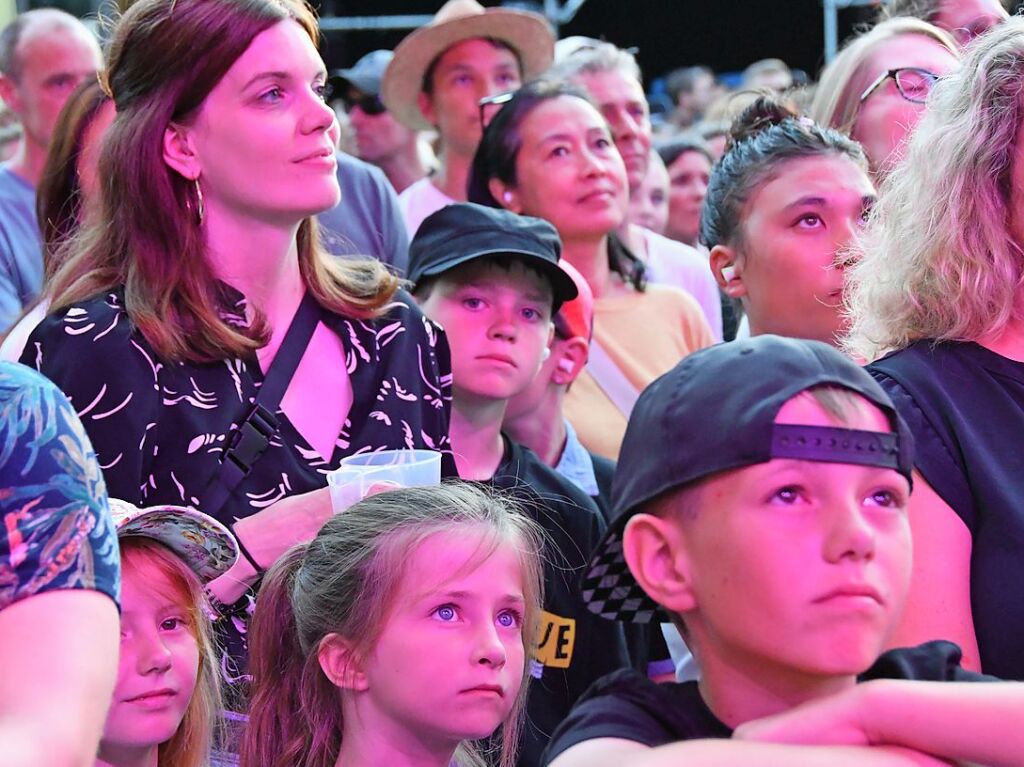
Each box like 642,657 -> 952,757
496,609 -> 522,629
867,488 -> 904,509
434,605 -> 458,622
259,87 -> 284,104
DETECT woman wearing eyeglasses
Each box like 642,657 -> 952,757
811,17 -> 960,177
845,18 -> 1024,681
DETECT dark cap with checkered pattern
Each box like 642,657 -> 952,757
581,335 -> 915,623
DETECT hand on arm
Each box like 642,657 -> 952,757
207,486 -> 333,604
736,678 -> 1024,767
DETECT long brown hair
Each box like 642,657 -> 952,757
118,538 -> 223,767
35,78 -> 111,281
45,0 -> 398,363
241,482 -> 545,767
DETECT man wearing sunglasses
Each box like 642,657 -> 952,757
330,50 -> 431,195
380,0 -> 554,237
317,51 -> 414,276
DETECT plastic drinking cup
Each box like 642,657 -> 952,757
326,449 -> 442,514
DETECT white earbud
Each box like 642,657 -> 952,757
541,347 -> 551,361
721,265 -> 737,282
502,191 -> 513,203
557,358 -> 575,374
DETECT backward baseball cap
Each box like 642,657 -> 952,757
581,335 -> 915,623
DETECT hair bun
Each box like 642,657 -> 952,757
727,94 -> 801,148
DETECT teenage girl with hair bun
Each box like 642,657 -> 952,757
702,95 -> 875,347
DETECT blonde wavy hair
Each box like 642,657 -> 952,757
810,17 -> 958,139
843,16 -> 1024,360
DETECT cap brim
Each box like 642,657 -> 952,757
415,247 -> 578,309
381,10 -> 555,131
331,72 -> 381,96
580,513 -> 668,624
117,506 -> 239,583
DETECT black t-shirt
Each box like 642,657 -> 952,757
587,449 -> 671,678
489,437 -> 632,767
868,341 -> 1024,680
543,641 -> 997,763
589,450 -> 616,521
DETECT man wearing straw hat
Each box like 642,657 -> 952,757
381,0 -> 554,236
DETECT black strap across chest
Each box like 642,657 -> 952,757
200,292 -> 324,518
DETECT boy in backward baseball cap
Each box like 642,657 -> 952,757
544,335 -> 1023,767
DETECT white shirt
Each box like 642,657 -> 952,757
397,177 -> 454,238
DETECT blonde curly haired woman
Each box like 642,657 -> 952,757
846,17 -> 1024,682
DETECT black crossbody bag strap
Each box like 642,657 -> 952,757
200,292 -> 323,517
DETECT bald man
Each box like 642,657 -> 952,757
0,9 -> 102,331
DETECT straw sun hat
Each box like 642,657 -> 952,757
381,0 -> 555,131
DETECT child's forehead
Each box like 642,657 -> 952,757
438,258 -> 555,299
399,529 -> 526,601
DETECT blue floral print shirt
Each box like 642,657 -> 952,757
0,362 -> 119,610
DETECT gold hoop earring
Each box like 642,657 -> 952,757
193,177 -> 204,225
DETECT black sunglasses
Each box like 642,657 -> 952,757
344,92 -> 387,116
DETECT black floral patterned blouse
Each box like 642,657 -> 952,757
21,285 -> 454,687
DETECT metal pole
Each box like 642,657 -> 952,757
824,0 -> 838,63
823,0 -> 880,64
317,14 -> 434,31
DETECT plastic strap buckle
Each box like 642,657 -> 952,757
222,404 -> 279,477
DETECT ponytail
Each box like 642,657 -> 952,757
240,543 -> 343,767
240,483 -> 545,767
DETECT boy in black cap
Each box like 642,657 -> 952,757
544,335 -> 1023,767
409,202 -> 631,767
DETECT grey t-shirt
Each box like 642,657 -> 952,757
317,152 -> 409,276
0,165 -> 42,332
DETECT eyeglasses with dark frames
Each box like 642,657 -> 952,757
859,67 -> 941,105
478,91 -> 515,131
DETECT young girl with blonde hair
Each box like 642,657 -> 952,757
241,482 -> 544,767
